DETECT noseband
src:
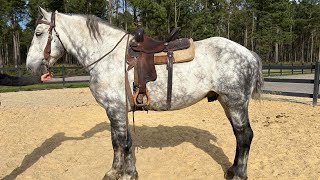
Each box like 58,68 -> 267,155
37,11 -> 66,61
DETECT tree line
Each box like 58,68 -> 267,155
0,0 -> 319,67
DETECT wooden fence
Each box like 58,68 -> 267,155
262,63 -> 316,76
1,62 -> 320,105
262,62 -> 320,106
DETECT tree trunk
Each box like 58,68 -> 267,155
0,46 -> 3,71
11,13 -> 21,68
125,0 -> 128,31
13,32 -> 21,67
274,28 -> 280,63
244,25 -> 248,48
290,25 -> 293,62
133,6 -> 137,23
167,9 -> 170,34
85,0 -> 90,14
227,12 -> 230,39
275,41 -> 279,63
301,36 -> 305,62
5,43 -> 9,65
174,0 -> 178,28
115,0 -> 119,20
17,31 -> 21,65
251,11 -> 255,51
109,0 -> 112,24
311,30 -> 314,63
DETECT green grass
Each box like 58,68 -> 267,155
263,69 -> 314,77
0,82 -> 89,93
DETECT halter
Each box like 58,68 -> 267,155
37,11 -> 66,61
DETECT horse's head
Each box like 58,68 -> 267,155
26,7 -> 66,75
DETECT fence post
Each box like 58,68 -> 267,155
18,66 -> 21,90
268,64 -> 271,76
280,63 -> 283,76
291,63 -> 294,75
302,62 -> 304,74
313,60 -> 320,106
18,66 -> 21,77
62,65 -> 65,87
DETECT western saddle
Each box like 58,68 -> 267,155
126,25 -> 191,110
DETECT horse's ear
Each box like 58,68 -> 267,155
38,6 -> 50,20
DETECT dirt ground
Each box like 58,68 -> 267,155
0,88 -> 319,180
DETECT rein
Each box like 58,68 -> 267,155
85,33 -> 129,69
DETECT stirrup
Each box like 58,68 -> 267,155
133,88 -> 150,107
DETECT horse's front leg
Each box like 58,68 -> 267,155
103,107 -> 137,180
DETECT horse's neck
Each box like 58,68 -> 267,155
57,13 -> 127,69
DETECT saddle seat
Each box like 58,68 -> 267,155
130,27 -> 188,54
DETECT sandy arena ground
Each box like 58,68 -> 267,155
0,88 -> 319,180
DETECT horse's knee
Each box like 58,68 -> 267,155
111,127 -> 132,149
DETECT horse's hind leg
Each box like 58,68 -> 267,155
103,108 -> 137,180
218,94 -> 253,180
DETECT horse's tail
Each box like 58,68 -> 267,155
251,51 -> 264,100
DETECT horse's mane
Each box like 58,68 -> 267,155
70,14 -> 127,41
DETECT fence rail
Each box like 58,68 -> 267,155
262,63 -> 316,76
1,63 -> 320,105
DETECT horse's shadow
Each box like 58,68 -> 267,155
3,122 -> 231,179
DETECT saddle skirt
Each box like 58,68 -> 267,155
154,39 -> 195,65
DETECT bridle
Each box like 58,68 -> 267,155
36,11 -> 66,61
36,11 -> 129,70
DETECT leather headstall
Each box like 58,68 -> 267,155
36,11 -> 66,61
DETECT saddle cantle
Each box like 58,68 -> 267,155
126,26 -> 195,110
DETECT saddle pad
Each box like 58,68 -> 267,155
154,39 -> 195,65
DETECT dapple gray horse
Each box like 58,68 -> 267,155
26,8 -> 263,180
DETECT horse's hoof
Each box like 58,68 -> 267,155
120,171 -> 138,180
227,176 -> 247,180
225,167 -> 247,180
119,174 -> 137,180
103,168 -> 122,180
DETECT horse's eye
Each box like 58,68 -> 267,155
35,32 -> 42,36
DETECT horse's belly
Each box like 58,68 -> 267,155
148,91 -> 207,111
147,64 -> 212,111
